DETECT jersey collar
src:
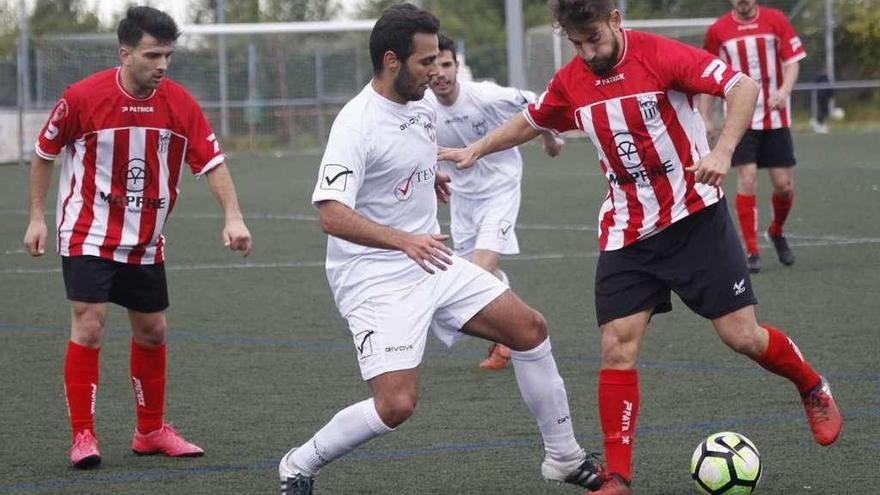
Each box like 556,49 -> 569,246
115,67 -> 157,101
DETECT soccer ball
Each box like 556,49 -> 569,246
690,431 -> 762,495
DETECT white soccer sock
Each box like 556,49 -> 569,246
288,398 -> 393,476
509,338 -> 583,463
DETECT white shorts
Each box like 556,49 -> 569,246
344,255 -> 507,381
449,187 -> 521,260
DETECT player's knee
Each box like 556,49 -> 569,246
375,393 -> 418,428
512,309 -> 548,350
600,329 -> 638,368
773,182 -> 794,199
70,304 -> 105,347
132,316 -> 167,347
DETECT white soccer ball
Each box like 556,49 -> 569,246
830,107 -> 845,121
690,432 -> 762,495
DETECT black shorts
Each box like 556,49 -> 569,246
594,200 -> 758,326
732,128 -> 796,168
62,255 -> 169,313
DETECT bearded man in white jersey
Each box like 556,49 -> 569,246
425,33 -> 566,370
277,5 -> 602,494
23,6 -> 252,469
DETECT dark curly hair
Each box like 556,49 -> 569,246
549,0 -> 614,32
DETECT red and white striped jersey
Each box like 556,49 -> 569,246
704,7 -> 806,130
525,29 -> 744,251
36,67 -> 224,264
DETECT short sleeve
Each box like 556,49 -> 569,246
478,81 -> 536,121
311,125 -> 368,209
523,76 -> 577,134
657,38 -> 745,98
181,91 -> 225,177
775,13 -> 806,65
35,88 -> 79,160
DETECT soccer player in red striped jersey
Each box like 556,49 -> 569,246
22,6 -> 252,469
701,0 -> 804,272
439,1 -> 841,493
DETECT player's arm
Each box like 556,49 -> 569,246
204,163 -> 252,256
698,94 -> 717,141
687,77 -> 759,185
317,200 -> 452,274
769,62 -> 799,110
437,113 -> 540,170
539,131 -> 564,157
23,154 -> 55,256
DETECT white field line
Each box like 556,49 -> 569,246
3,235 -> 878,275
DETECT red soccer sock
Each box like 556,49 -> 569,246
598,369 -> 639,483
768,192 -> 794,237
756,325 -> 820,394
736,194 -> 759,255
130,339 -> 166,434
64,340 -> 100,439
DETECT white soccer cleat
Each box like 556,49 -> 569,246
541,449 -> 604,490
279,446 -> 316,495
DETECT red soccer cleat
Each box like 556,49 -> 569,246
801,376 -> 842,446
478,343 -> 511,370
70,430 -> 101,469
588,473 -> 632,495
132,424 -> 204,457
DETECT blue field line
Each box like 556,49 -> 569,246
1,408 -> 878,493
2,322 -> 879,383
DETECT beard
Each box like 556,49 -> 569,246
585,35 -> 621,77
394,64 -> 426,102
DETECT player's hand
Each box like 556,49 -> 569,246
222,218 -> 252,257
685,150 -> 731,187
400,233 -> 453,274
434,170 -> 451,204
438,146 -> 479,170
23,219 -> 48,256
541,135 -> 564,157
769,90 -> 789,110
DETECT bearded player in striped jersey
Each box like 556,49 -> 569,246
701,0 -> 804,273
439,1 -> 841,493
23,6 -> 252,468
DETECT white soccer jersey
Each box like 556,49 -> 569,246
426,81 -> 534,199
311,83 -> 440,315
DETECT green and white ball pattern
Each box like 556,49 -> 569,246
690,431 -> 761,495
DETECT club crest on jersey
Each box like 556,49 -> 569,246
158,131 -> 171,153
472,119 -> 488,136
637,95 -> 659,120
423,121 -> 436,143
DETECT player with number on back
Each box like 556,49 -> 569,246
425,33 -> 565,370
701,0 -> 805,273
23,6 -> 252,469
439,1 -> 841,493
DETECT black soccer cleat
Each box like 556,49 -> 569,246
542,451 -> 604,491
746,253 -> 761,273
767,231 -> 795,266
281,474 -> 315,495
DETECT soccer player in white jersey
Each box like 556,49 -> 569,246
278,5 -> 601,494
701,0 -> 804,272
425,34 -> 564,370
23,6 -> 252,469
440,1 -> 841,493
